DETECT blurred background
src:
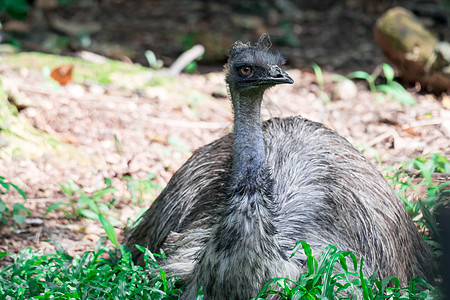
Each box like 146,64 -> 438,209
0,0 -> 448,72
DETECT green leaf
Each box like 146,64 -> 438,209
376,83 -> 416,106
0,179 -> 10,191
382,63 -> 395,84
145,50 -> 163,69
93,187 -> 116,199
126,179 -> 137,202
311,63 -> 323,83
99,214 -> 118,247
104,177 -> 112,186
12,212 -> 26,225
145,50 -> 157,67
44,202 -> 71,215
9,182 -> 26,200
184,61 -> 198,74
81,197 -> 99,214
380,276 -> 399,290
79,209 -> 100,220
346,70 -> 371,80
59,179 -> 79,197
298,241 -> 317,276
12,203 -> 30,215
0,199 -> 7,213
438,181 -> 450,191
291,241 -> 304,258
114,134 -> 123,156
135,244 -> 157,262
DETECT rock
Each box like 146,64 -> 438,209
427,42 -> 450,92
374,7 -> 450,92
25,218 -> 44,226
333,79 -> 358,100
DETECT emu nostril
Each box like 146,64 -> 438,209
269,66 -> 284,78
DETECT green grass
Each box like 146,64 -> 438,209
253,242 -> 434,299
0,176 -> 29,227
386,153 -> 450,246
0,240 -> 435,299
0,153 -> 448,299
0,239 -> 181,299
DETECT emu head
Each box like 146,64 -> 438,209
225,34 -> 293,96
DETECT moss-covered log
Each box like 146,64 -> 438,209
374,7 -> 450,92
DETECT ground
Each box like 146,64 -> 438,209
0,0 -> 449,266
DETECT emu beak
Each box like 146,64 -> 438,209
266,65 -> 294,85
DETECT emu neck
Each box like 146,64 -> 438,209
231,89 -> 266,190
190,89 -> 287,299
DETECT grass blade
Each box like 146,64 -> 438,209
99,214 -> 118,247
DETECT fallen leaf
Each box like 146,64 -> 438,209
396,124 -> 420,136
402,127 -> 420,136
50,64 -> 74,85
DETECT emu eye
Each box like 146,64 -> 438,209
239,66 -> 253,76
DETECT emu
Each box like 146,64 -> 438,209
126,34 -> 435,299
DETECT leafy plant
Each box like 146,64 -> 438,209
347,63 -> 416,106
387,153 -> 450,242
99,213 -> 118,248
311,63 -> 331,105
124,173 -> 163,205
0,176 -> 29,226
0,238 -> 181,299
45,178 -> 118,223
404,153 -> 450,179
145,50 -> 164,70
254,241 -> 433,299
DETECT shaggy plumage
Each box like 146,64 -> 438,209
126,34 -> 435,299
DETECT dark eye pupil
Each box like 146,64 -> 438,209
240,67 -> 252,76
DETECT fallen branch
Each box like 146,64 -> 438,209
366,128 -> 400,147
167,45 -> 205,76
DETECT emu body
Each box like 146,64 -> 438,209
126,35 -> 435,299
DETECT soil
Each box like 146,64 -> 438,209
0,0 -> 449,266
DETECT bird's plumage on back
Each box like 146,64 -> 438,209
126,35 -> 435,299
